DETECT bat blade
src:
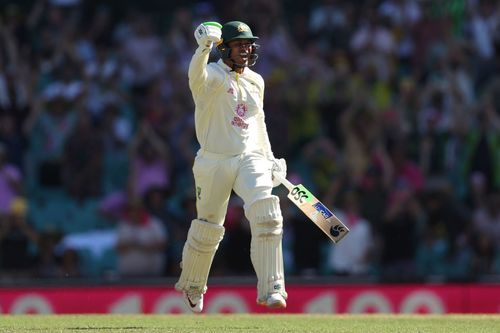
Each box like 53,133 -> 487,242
286,183 -> 349,243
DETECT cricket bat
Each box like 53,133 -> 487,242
273,171 -> 349,243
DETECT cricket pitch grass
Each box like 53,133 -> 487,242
0,314 -> 499,333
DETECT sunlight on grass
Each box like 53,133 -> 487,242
0,314 -> 499,333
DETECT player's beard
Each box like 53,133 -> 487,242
232,52 -> 249,68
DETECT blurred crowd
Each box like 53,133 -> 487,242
1,0 -> 500,283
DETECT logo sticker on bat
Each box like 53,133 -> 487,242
312,202 -> 333,219
330,224 -> 346,237
290,185 -> 313,204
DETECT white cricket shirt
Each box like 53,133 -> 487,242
188,45 -> 273,157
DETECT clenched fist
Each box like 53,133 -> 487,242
194,21 -> 222,48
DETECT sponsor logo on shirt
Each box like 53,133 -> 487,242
235,103 -> 247,117
231,103 -> 249,129
231,116 -> 248,129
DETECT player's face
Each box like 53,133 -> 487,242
227,39 -> 254,67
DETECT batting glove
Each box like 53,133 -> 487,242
271,158 -> 287,188
194,21 -> 222,48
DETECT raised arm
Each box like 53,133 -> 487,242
188,22 -> 222,93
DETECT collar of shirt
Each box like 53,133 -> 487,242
217,59 -> 245,76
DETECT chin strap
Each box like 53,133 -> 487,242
229,59 -> 245,71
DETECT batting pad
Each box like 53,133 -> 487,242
247,196 -> 288,302
175,219 -> 225,293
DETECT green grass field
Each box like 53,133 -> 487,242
0,314 -> 499,333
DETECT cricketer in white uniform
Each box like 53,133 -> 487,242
174,21 -> 288,312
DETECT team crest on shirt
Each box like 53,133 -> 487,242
227,87 -> 234,95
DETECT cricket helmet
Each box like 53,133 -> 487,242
217,21 -> 259,67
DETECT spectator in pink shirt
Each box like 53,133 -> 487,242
128,121 -> 171,198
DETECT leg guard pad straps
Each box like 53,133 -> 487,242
175,219 -> 225,293
247,196 -> 287,302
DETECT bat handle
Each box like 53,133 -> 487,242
272,171 -> 295,191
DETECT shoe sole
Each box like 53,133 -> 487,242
257,299 -> 287,309
267,301 -> 287,309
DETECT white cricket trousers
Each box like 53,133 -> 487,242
193,149 -> 274,225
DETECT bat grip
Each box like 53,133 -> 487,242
272,171 -> 294,191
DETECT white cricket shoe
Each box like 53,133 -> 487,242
183,290 -> 204,313
259,293 -> 287,309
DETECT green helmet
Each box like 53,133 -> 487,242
217,21 -> 259,68
220,21 -> 259,44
